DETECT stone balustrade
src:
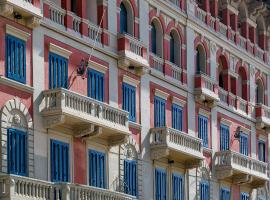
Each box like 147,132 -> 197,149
219,22 -> 227,37
195,7 -> 207,23
255,103 -> 270,129
150,53 -> 164,73
169,61 -> 182,82
71,13 -> 81,33
44,0 -> 65,26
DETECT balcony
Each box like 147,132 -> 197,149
255,104 -> 270,129
194,73 -> 219,107
0,174 -> 136,200
0,0 -> 42,28
41,88 -> 130,146
150,127 -> 204,168
215,151 -> 268,188
117,33 -> 149,75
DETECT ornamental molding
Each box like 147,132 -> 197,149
171,96 -> 185,107
49,43 -> 72,59
6,24 -> 30,42
88,60 -> 108,74
210,41 -> 216,54
154,89 -> 169,100
123,75 -> 140,87
0,4 -> 13,17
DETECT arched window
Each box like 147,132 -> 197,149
170,33 -> 175,63
256,79 -> 264,104
237,67 -> 248,100
238,75 -> 243,98
120,3 -> 128,34
71,0 -> 77,14
169,30 -> 181,66
151,22 -> 157,54
196,45 -> 206,74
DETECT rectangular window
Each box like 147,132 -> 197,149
7,128 -> 27,176
220,124 -> 230,151
122,83 -> 136,122
154,96 -> 166,127
198,115 -> 208,147
240,192 -> 249,200
50,139 -> 69,182
88,69 -> 104,102
49,52 -> 68,89
124,160 -> 137,196
258,141 -> 266,162
6,35 -> 26,83
200,181 -> 209,200
172,173 -> 184,200
220,188 -> 230,200
89,150 -> 106,188
240,133 -> 248,156
155,168 -> 166,200
172,104 -> 183,131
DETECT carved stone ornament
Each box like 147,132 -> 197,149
0,4 -> 13,17
26,16 -> 41,29
12,114 -> 21,125
210,42 -> 216,54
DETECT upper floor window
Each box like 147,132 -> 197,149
50,139 -> 69,182
155,168 -> 167,200
172,104 -> 183,131
220,124 -> 230,151
172,173 -> 184,200
154,96 -> 166,127
88,69 -> 104,102
124,159 -> 137,196
7,128 -> 27,176
258,140 -> 266,162
220,188 -> 230,200
122,83 -> 136,122
240,192 -> 249,200
120,3 -> 128,34
6,35 -> 26,84
196,45 -> 206,74
198,114 -> 208,148
151,22 -> 157,54
237,67 -> 248,101
89,150 -> 106,188
170,34 -> 175,63
200,181 -> 209,200
151,20 -> 163,58
49,53 -> 68,89
256,79 -> 264,104
239,132 -> 248,156
169,30 -> 181,67
71,0 -> 77,14
119,1 -> 134,35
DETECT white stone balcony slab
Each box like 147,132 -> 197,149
150,127 -> 204,168
215,151 -> 268,188
0,0 -> 42,28
255,104 -> 270,129
0,174 -> 136,200
41,88 -> 130,146
117,33 -> 149,75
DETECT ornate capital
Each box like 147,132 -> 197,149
0,4 -> 13,17
26,16 -> 41,29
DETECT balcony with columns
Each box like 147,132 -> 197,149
0,0 -> 42,28
0,174 -> 136,200
149,127 -> 204,168
215,151 -> 269,188
255,104 -> 270,130
40,88 -> 130,146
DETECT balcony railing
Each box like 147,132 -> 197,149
228,92 -> 236,107
230,30 -> 235,43
46,0 -> 65,26
256,46 -> 264,61
150,127 -> 203,167
195,7 -> 207,24
88,21 -> 102,43
0,174 -> 136,200
168,61 -> 182,82
150,53 -> 164,73
210,16 -> 215,30
218,87 -> 228,104
219,22 -> 227,37
71,13 -> 81,33
239,35 -> 247,50
236,96 -> 248,113
168,0 -> 180,7
255,104 -> 270,129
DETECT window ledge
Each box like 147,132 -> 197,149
0,76 -> 33,93
128,121 -> 142,130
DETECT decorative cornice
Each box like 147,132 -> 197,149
6,24 -> 30,41
171,96 -> 185,107
88,60 -> 108,74
123,75 -> 140,87
49,43 -> 72,59
0,76 -> 33,94
154,89 -> 169,100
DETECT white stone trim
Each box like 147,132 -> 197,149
220,118 -> 232,127
258,135 -> 267,142
171,96 -> 185,107
238,126 -> 250,135
49,43 -> 72,59
199,109 -> 210,117
6,24 -> 30,41
0,76 -> 33,93
88,60 -> 108,74
154,89 -> 169,100
123,75 -> 140,87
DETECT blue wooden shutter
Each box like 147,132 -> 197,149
49,53 -> 68,89
240,192 -> 249,200
122,83 -> 136,122
198,115 -> 208,147
220,188 -> 230,200
220,124 -> 230,151
120,3 -> 128,34
151,22 -> 157,54
172,173 -> 184,200
88,69 -> 105,102
89,150 -> 106,188
170,34 -> 175,63
124,160 -> 137,196
240,133 -> 248,156
6,35 -> 26,83
154,96 -> 166,127
155,168 -> 166,200
258,141 -> 265,162
172,104 -> 183,131
200,181 -> 209,200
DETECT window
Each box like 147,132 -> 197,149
200,181 -> 209,200
198,115 -> 208,147
88,69 -> 104,102
239,133 -> 248,156
6,35 -> 26,83
220,188 -> 230,200
124,160 -> 137,196
89,150 -> 106,188
151,22 -> 157,54
7,128 -> 27,176
49,53 -> 68,89
220,124 -> 230,151
155,168 -> 166,200
258,141 -> 266,162
71,0 -> 77,13
172,104 -> 183,131
120,3 -> 128,34
172,173 -> 184,200
122,83 -> 136,122
50,139 -> 69,182
170,34 -> 175,63
240,192 -> 249,200
196,45 -> 206,74
154,96 -> 166,127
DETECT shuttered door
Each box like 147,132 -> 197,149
7,128 -> 27,176
172,173 -> 184,200
220,124 -> 230,151
198,115 -> 208,147
88,69 -> 105,102
89,150 -> 106,188
200,181 -> 209,200
240,133 -> 248,156
124,160 -> 137,196
122,83 -> 136,122
155,168 -> 166,200
220,188 -> 230,200
50,140 -> 69,182
172,104 -> 183,131
154,96 -> 166,127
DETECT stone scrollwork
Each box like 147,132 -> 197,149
0,4 -> 13,17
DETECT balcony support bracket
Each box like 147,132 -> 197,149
0,3 -> 13,17
233,174 -> 251,185
43,114 -> 66,128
